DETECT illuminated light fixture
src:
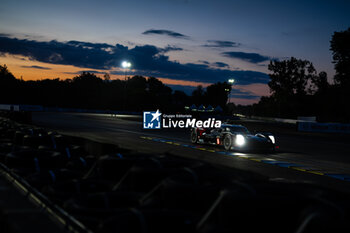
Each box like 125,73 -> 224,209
228,79 -> 235,84
268,135 -> 275,144
235,134 -> 245,146
122,61 -> 131,68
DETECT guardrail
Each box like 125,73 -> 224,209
250,115 -> 299,124
0,104 -> 44,112
0,163 -> 93,233
0,104 -> 20,111
298,122 -> 350,134
238,114 -> 350,133
236,114 -> 318,124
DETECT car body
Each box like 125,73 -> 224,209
191,124 -> 276,152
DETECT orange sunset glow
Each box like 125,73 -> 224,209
1,53 -> 269,105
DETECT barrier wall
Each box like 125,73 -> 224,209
298,122 -> 350,134
0,104 -> 19,111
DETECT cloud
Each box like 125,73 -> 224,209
203,40 -> 241,48
222,51 -> 271,63
213,62 -> 229,68
0,35 -> 270,85
63,70 -> 107,75
66,40 -> 115,50
142,29 -> 189,39
198,60 -> 210,64
21,65 -> 51,70
0,33 -> 11,37
160,45 -> 184,53
198,60 -> 229,68
0,36 -> 120,69
111,62 -> 270,85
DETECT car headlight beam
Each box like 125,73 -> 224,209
268,135 -> 275,144
235,134 -> 245,146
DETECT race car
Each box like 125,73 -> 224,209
190,124 -> 276,152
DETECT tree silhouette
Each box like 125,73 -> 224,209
268,57 -> 317,98
71,72 -> 104,109
103,73 -> 111,82
173,90 -> 190,108
1,66 -> 232,114
330,27 -> 350,86
228,28 -> 350,122
205,82 -> 231,107
266,57 -> 318,117
310,71 -> 329,94
191,85 -> 204,105
0,64 -> 19,104
0,64 -> 16,81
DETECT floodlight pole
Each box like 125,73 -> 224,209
227,79 -> 235,105
122,61 -> 131,111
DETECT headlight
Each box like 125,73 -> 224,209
268,135 -> 275,144
235,134 -> 245,146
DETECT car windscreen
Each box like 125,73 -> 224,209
225,126 -> 249,134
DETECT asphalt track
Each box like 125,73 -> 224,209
32,112 -> 350,193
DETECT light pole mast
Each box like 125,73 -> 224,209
122,61 -> 131,80
227,78 -> 235,104
121,61 -> 131,111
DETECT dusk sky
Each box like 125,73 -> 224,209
1,0 -> 349,105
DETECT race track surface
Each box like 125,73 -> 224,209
32,112 -> 350,193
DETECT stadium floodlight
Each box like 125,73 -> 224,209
122,61 -> 132,81
228,79 -> 235,84
122,61 -> 131,68
227,78 -> 235,105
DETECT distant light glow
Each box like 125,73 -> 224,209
122,61 -> 131,68
228,79 -> 235,84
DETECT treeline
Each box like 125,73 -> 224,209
0,65 -> 231,113
236,27 -> 350,122
1,27 -> 348,121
